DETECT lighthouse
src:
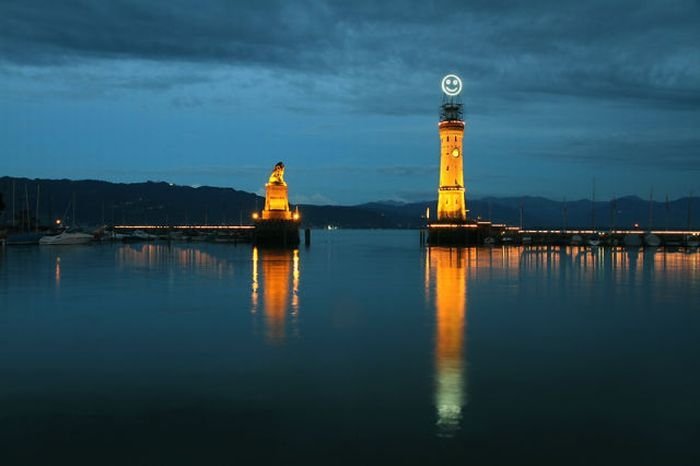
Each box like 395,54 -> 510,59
437,74 -> 467,222
427,74 -> 528,245
428,74 -> 484,246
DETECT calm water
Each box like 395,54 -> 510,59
1,230 -> 699,465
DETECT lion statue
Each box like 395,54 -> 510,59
268,161 -> 286,185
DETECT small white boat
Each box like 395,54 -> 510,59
122,230 -> 158,242
686,235 -> 700,248
587,237 -> 601,247
132,230 -> 158,240
644,233 -> 661,247
39,231 -> 93,245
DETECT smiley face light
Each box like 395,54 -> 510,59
441,74 -> 462,96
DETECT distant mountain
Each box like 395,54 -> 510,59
0,177 -> 405,229
357,195 -> 700,230
467,195 -> 700,230
1,176 -> 699,229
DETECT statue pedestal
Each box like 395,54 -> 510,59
263,184 -> 292,220
255,175 -> 299,247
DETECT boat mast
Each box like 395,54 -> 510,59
648,187 -> 653,231
35,184 -> 40,233
689,191 -> 693,231
11,180 -> 15,228
519,200 -> 524,230
591,178 -> 596,231
24,183 -> 29,232
610,196 -> 617,232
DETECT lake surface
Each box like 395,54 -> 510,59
1,230 -> 699,465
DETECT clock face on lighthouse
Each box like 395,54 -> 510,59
451,148 -> 460,158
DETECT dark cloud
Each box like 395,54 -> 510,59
1,0 -> 698,110
0,0 -> 336,66
1,0 -> 698,202
377,165 -> 436,177
528,134 -> 700,171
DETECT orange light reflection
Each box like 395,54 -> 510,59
251,248 -> 301,345
427,247 -> 468,437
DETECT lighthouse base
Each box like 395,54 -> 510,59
427,221 -> 515,246
254,219 -> 300,247
428,223 -> 479,246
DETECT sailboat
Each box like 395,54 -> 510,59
644,188 -> 660,247
6,183 -> 44,245
6,232 -> 44,245
586,179 -> 601,246
686,234 -> 700,248
39,191 -> 93,245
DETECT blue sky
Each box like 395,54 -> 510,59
1,0 -> 699,205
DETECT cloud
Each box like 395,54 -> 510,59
1,0 -> 698,202
290,192 -> 336,205
103,165 -> 267,179
530,134 -> 700,172
1,0 -> 698,112
377,165 -> 436,177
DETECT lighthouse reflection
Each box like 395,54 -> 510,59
425,247 -> 468,437
251,247 -> 300,345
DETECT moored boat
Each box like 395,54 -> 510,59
39,231 -> 93,245
587,233 -> 601,247
644,233 -> 661,247
6,232 -> 45,245
122,230 -> 158,242
686,234 -> 700,248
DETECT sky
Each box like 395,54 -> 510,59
1,0 -> 699,205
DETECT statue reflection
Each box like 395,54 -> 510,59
426,247 -> 468,437
251,247 -> 300,345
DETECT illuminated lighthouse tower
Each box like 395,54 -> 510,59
437,74 -> 467,222
428,74 -> 515,245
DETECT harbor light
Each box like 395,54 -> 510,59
56,218 -> 62,225
252,212 -> 259,220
